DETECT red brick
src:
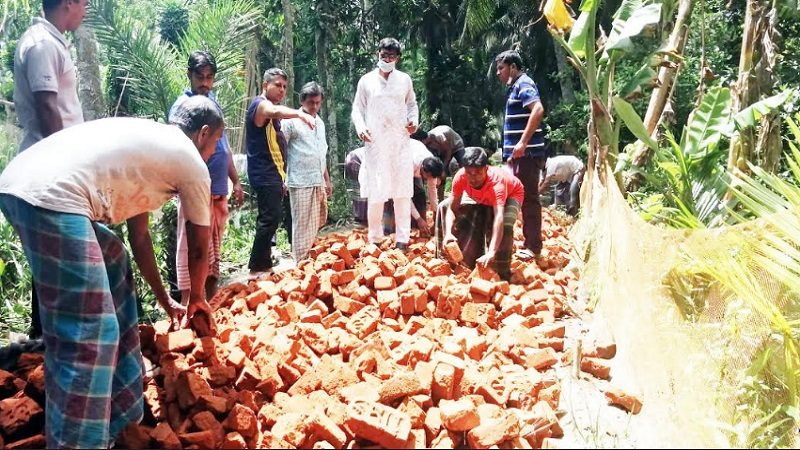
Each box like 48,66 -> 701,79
151,422 -> 182,449
346,401 -> 412,448
475,372 -> 510,405
378,371 -> 426,404
310,412 -> 348,448
0,395 -> 43,436
192,410 -> 225,442
432,362 -> 456,401
585,342 -> 617,359
333,295 -> 366,316
466,412 -> 521,449
469,278 -> 495,298
222,431 -> 248,449
581,357 -> 611,380
460,302 -> 496,327
118,422 -> 152,449
179,430 -> 216,449
271,412 -> 309,447
198,394 -> 229,415
439,399 -> 479,431
223,404 -> 258,438
5,434 -> 45,450
526,347 -> 558,371
374,276 -> 397,290
434,291 -> 461,320
155,328 -> 195,354
443,241 -> 464,264
245,289 -> 269,310
604,387 -> 642,414
399,291 -> 416,315
345,306 -> 380,340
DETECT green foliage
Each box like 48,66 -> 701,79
159,0 -> 190,47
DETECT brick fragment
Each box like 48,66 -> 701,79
223,404 -> 258,438
0,395 -> 43,436
271,412 -> 309,447
526,347 -> 558,371
378,371 -> 426,404
346,401 -> 412,448
179,430 -> 216,449
439,399 -> 480,431
222,431 -> 248,449
155,328 -> 195,354
151,422 -> 182,449
604,387 -> 642,414
443,241 -> 463,264
581,357 -> 611,380
5,434 -> 46,450
118,422 -> 152,449
466,412 -> 520,449
310,412 -> 348,448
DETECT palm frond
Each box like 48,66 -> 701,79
87,0 -> 182,120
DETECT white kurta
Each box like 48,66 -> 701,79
351,68 -> 419,203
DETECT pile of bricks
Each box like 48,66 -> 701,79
0,213 -> 636,449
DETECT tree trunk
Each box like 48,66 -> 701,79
73,25 -> 106,120
553,41 -> 575,104
281,0 -> 295,107
315,0 -> 339,168
623,0 -> 693,191
728,0 -> 780,174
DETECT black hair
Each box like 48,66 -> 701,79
187,50 -> 217,75
299,81 -> 324,102
43,0 -> 66,12
378,38 -> 402,55
263,67 -> 288,84
421,156 -> 444,178
494,50 -> 524,71
462,147 -> 489,168
410,130 -> 428,141
169,95 -> 224,135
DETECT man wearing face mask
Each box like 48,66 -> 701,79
351,37 -> 419,251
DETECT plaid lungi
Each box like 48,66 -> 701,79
289,186 -> 327,261
0,194 -> 143,449
177,195 -> 228,291
435,195 -> 520,280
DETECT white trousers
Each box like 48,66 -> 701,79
368,198 -> 410,244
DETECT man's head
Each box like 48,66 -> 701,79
299,81 -> 324,117
495,50 -> 524,86
461,147 -> 490,189
43,0 -> 88,32
420,156 -> 444,181
262,68 -> 289,103
169,96 -> 224,162
376,38 -> 401,73
187,51 -> 217,96
410,129 -> 430,145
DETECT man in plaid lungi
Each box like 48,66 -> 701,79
0,96 -> 221,449
283,82 -> 332,262
436,147 -> 523,281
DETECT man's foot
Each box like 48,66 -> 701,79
516,248 -> 539,261
395,242 -> 408,252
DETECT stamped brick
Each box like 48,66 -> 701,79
346,401 -> 412,448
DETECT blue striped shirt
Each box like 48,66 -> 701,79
502,73 -> 547,160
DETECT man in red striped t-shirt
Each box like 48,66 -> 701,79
436,147 -> 523,280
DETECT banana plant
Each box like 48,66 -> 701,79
546,0 -> 664,179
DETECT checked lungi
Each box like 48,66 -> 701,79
177,195 -> 228,291
0,194 -> 143,449
434,195 -> 520,281
289,186 -> 327,261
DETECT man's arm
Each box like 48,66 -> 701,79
405,77 -> 419,133
33,91 -> 63,138
323,168 -> 332,198
255,99 -> 314,129
511,101 -> 545,159
127,213 -> 185,328
226,149 -> 244,205
352,78 -> 372,142
476,203 -> 506,268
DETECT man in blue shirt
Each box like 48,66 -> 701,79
169,51 -> 244,302
496,50 -> 548,258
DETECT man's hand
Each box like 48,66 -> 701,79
232,182 -> 245,206
406,122 -> 417,134
358,129 -> 373,143
476,251 -> 496,268
159,295 -> 187,331
186,299 -> 216,336
300,112 -> 316,129
512,141 -> 527,159
416,216 -> 430,237
325,182 -> 333,199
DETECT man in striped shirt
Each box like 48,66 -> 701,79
495,50 -> 548,258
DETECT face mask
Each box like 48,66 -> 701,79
377,59 -> 396,73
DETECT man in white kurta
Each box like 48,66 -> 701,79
351,37 -> 419,249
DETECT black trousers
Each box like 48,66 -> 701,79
249,185 -> 284,271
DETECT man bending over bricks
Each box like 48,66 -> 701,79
0,95 -> 221,449
436,147 -> 524,281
